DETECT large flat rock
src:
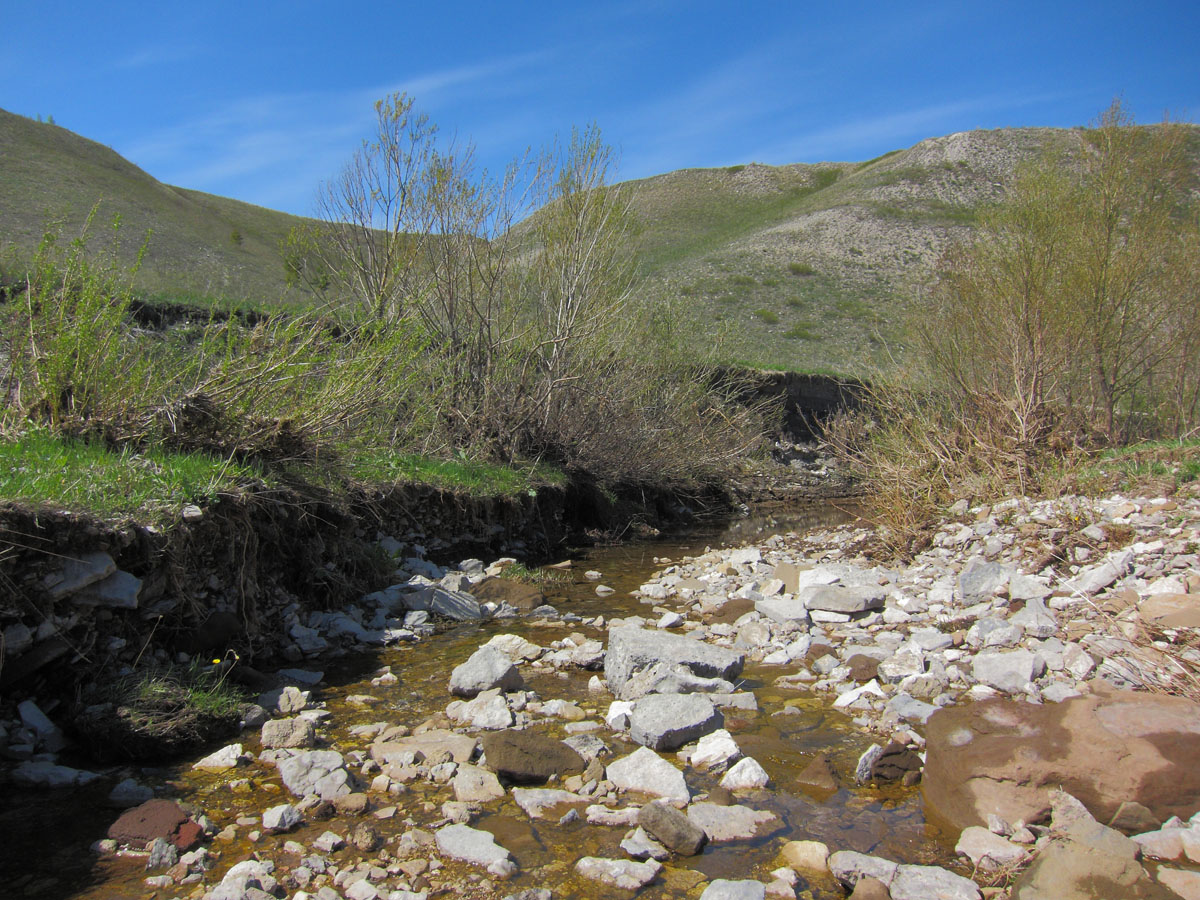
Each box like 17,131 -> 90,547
371,729 -> 477,765
686,802 -> 783,842
480,729 -> 585,783
629,694 -> 724,751
923,689 -> 1200,832
605,627 -> 744,701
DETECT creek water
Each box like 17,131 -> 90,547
3,501 -> 963,900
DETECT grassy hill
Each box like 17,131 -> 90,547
622,127 -> 1089,373
0,107 -> 314,307
2,106 -> 1196,374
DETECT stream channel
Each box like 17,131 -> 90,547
5,501 -> 963,900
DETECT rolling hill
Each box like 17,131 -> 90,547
2,106 -> 1195,373
0,107 -> 315,306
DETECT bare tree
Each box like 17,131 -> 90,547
285,93 -> 436,321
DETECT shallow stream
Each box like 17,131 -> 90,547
3,502 -> 964,899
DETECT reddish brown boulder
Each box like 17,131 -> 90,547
845,654 -> 881,683
923,687 -> 1200,833
107,799 -> 201,850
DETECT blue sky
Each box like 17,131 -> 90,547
5,1 -> 1198,217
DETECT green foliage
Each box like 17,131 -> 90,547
73,659 -> 247,761
1,210 -> 159,431
919,102 -> 1200,445
0,428 -> 264,521
346,450 -> 563,497
498,561 -> 571,587
829,103 -> 1200,552
788,261 -> 816,276
753,308 -> 780,324
784,323 -> 817,340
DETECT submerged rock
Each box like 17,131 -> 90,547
686,803 -> 783,842
436,823 -> 515,876
575,856 -> 662,891
924,691 -> 1200,831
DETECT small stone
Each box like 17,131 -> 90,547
720,756 -> 770,791
699,880 -> 767,900
606,746 -> 690,802
192,743 -> 245,771
620,826 -> 670,861
574,857 -> 662,891
780,839 -> 830,872
448,646 -> 524,697
638,801 -> 708,856
261,717 -> 316,749
312,830 -> 344,852
262,804 -> 302,833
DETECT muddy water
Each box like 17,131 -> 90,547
5,502 -> 962,900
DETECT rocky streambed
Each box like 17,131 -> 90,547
4,491 -> 1200,900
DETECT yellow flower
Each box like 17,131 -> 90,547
212,658 -> 221,665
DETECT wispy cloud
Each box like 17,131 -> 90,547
614,42 -> 807,178
114,43 -> 200,70
117,53 -> 546,214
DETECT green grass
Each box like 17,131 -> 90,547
498,561 -> 572,587
753,308 -> 780,324
788,262 -> 817,276
784,323 -> 818,340
73,659 -> 247,761
346,449 -> 566,497
1080,438 -> 1200,488
0,430 -> 566,523
0,107 -> 319,312
0,429 -> 265,521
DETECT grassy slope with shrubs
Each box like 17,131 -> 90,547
7,106 -> 1173,375
622,128 -> 1085,373
823,107 -> 1200,557
0,107 -> 315,307
0,115 -> 766,530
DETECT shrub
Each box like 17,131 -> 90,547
784,323 -> 816,340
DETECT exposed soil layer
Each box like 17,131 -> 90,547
0,475 -> 744,718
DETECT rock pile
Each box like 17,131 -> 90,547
8,487 -> 1200,900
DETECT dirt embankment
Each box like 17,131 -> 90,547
0,477 -> 703,707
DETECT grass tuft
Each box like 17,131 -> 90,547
0,428 -> 263,522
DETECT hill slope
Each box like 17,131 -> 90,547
623,127 -> 1089,372
0,107 -> 314,305
2,109 -> 1196,373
